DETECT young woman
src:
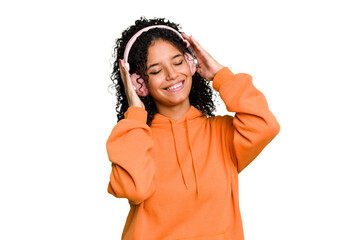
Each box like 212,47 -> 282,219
106,17 -> 280,240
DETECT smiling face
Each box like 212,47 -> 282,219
146,39 -> 192,113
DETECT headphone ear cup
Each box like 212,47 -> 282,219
184,52 -> 197,76
130,73 -> 149,97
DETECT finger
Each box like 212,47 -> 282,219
119,60 -> 131,85
184,36 -> 200,58
119,59 -> 125,71
182,32 -> 198,51
189,35 -> 204,54
183,32 -> 206,53
182,32 -> 191,42
191,36 -> 214,62
125,62 -> 130,72
183,33 -> 208,62
181,32 -> 192,48
119,60 -> 126,77
119,60 -> 129,75
118,59 -> 124,74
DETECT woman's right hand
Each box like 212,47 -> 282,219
119,59 -> 145,109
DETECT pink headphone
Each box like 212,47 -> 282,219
122,25 -> 198,97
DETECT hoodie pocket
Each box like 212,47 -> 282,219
178,231 -> 229,240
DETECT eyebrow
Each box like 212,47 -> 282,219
148,54 -> 182,69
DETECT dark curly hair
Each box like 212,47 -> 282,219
109,16 -> 217,126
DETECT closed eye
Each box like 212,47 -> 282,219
150,60 -> 183,75
150,70 -> 161,75
175,60 -> 183,66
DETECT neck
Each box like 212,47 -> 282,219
156,101 -> 191,122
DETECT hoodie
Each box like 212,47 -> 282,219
106,67 -> 280,240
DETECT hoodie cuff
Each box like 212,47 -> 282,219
124,106 -> 148,123
212,67 -> 235,91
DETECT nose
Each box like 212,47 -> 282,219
165,66 -> 178,81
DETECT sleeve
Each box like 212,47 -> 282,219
212,67 -> 280,173
106,106 -> 156,205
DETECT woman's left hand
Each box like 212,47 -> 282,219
182,33 -> 224,81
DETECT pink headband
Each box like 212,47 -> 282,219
123,25 -> 190,63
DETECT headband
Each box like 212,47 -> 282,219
123,25 -> 191,63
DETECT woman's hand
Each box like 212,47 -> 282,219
119,59 -> 145,109
182,33 -> 224,81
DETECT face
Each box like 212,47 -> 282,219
146,39 -> 192,112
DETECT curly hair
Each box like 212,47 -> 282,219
109,16 -> 218,126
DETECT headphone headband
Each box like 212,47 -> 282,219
123,25 -> 189,63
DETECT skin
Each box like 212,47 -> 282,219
119,34 -> 224,121
146,39 -> 193,120
119,59 -> 145,109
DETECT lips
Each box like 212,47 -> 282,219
164,80 -> 185,91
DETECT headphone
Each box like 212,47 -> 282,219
122,25 -> 198,97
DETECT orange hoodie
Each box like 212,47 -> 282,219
106,67 -> 280,240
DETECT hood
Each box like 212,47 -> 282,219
151,106 -> 205,197
151,105 -> 204,125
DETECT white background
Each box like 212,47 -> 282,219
1,0 -> 359,239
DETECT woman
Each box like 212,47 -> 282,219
107,17 -> 280,240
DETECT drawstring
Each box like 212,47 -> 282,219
169,118 -> 200,196
186,118 -> 200,196
170,121 -> 189,189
